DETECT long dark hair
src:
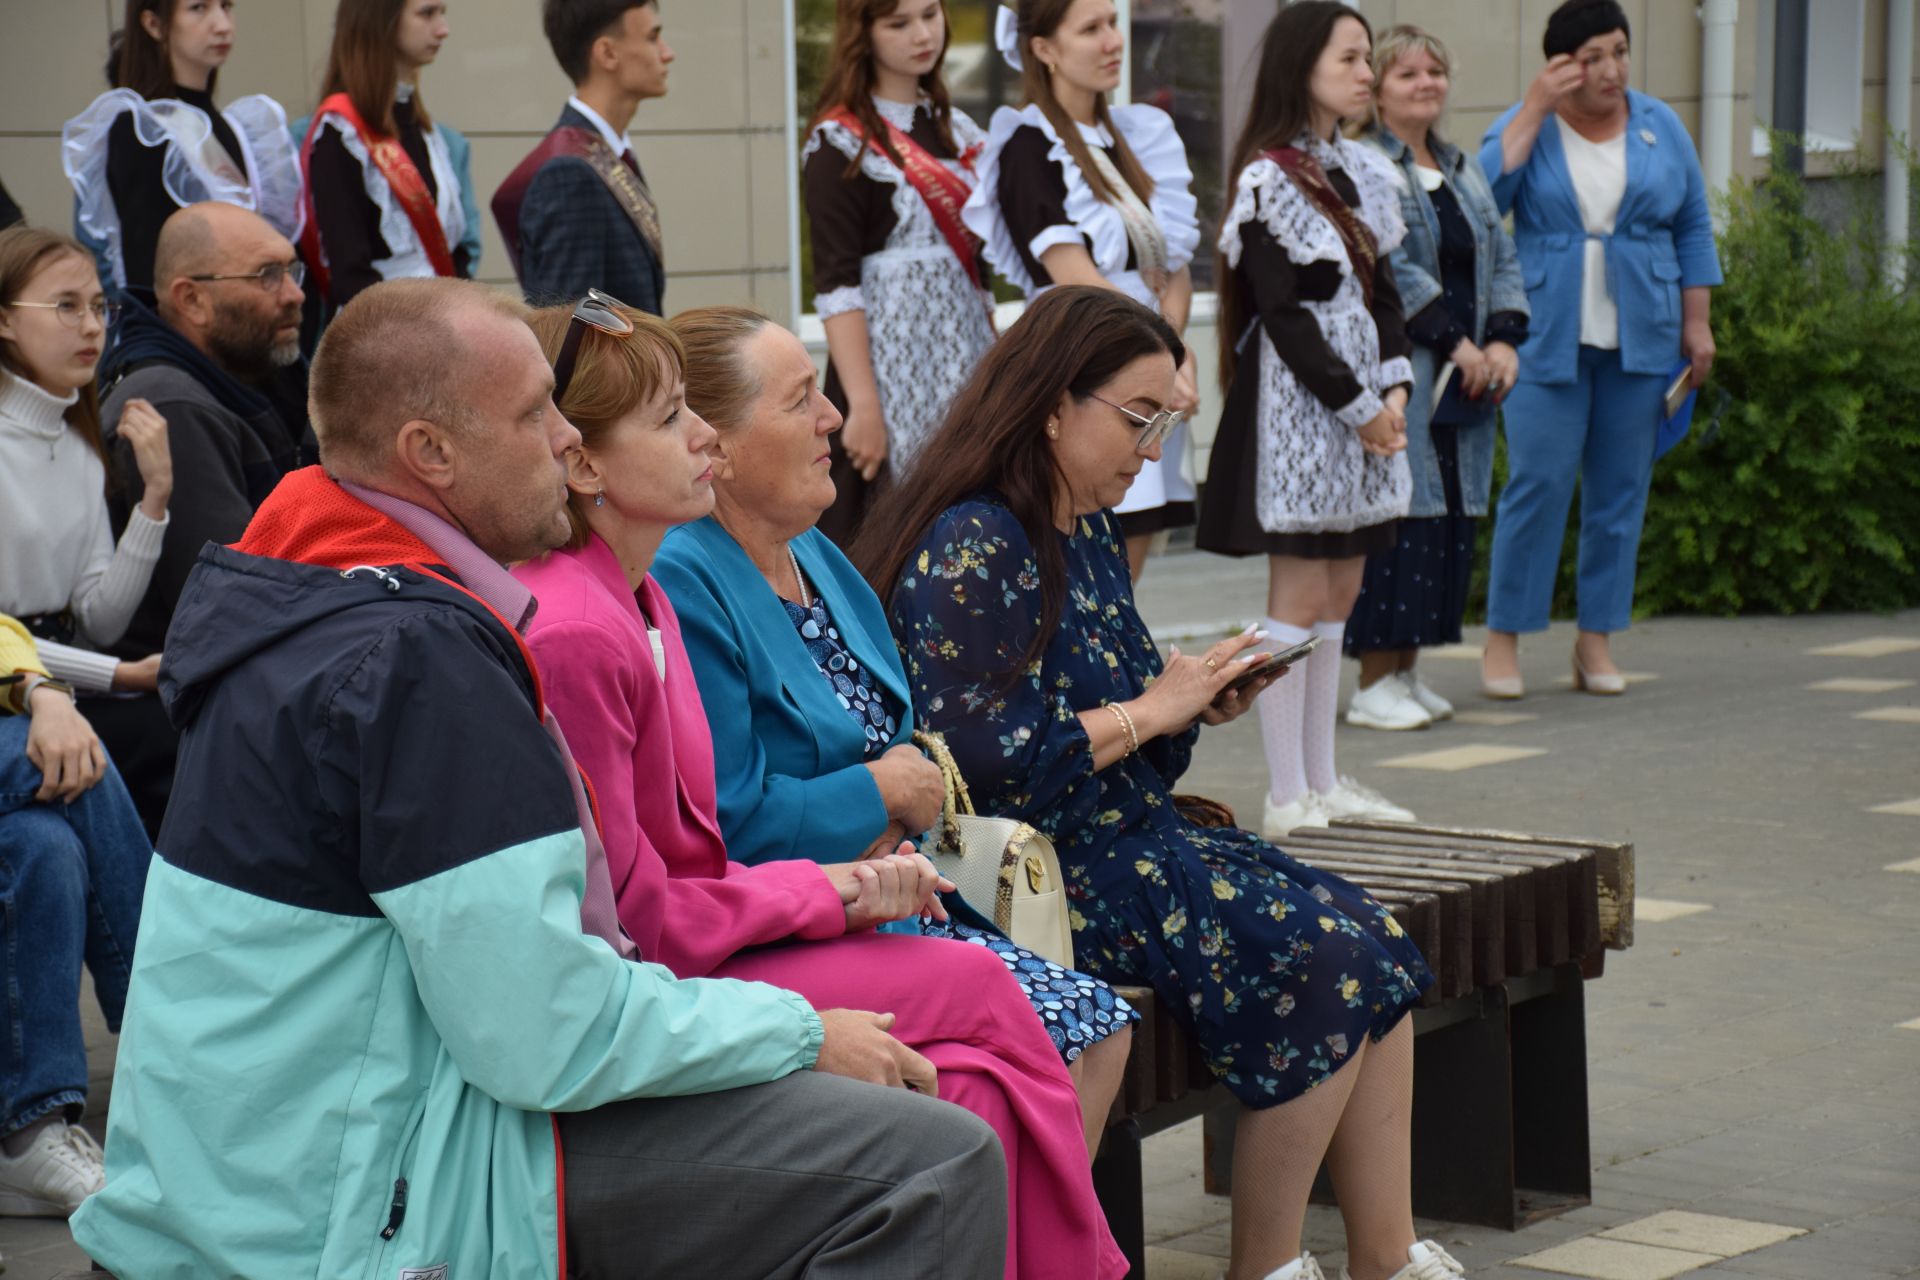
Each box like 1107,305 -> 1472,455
1013,0 -> 1152,205
118,0 -> 218,100
854,286 -> 1182,678
1217,1 -> 1368,389
320,0 -> 433,137
811,0 -> 960,175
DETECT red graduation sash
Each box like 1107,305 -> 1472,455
824,107 -> 984,294
300,93 -> 455,300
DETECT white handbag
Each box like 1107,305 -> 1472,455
914,730 -> 1077,968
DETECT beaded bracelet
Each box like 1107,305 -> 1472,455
1106,701 -> 1140,756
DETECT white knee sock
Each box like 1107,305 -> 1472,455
1303,621 -> 1346,795
1258,619 -> 1314,807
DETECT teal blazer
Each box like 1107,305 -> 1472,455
653,517 -> 911,867
1480,90 -> 1722,385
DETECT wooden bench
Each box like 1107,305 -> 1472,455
1091,819 -> 1635,1277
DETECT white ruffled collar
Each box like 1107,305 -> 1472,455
1297,130 -> 1350,171
0,372 -> 78,443
961,102 -> 1199,303
871,95 -> 925,133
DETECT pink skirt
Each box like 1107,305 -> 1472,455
713,930 -> 1127,1280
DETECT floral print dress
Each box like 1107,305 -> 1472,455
888,496 -> 1432,1107
783,589 -> 1138,1066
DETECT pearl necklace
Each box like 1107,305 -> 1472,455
787,545 -> 810,609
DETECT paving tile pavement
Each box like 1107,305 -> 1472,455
1126,554 -> 1919,1278
5,552 -> 1916,1277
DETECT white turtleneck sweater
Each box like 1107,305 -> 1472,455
0,371 -> 168,691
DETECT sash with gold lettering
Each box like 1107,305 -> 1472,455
823,107 -> 984,294
300,93 -> 455,300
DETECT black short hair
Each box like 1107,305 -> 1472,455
1543,0 -> 1629,59
542,0 -> 657,85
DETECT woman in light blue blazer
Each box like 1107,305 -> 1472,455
1478,0 -> 1720,698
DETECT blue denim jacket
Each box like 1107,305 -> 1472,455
1479,90 -> 1722,385
1361,128 -> 1528,517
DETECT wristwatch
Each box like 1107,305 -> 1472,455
17,674 -> 76,711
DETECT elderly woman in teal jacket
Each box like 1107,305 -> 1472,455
1477,0 -> 1720,699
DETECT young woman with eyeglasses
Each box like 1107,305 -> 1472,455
860,284 -> 1446,1280
961,0 -> 1201,581
1198,1 -> 1423,838
804,0 -> 997,546
62,0 -> 304,293
300,0 -> 474,314
0,226 -> 171,705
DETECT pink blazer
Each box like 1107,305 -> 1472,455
514,535 -> 848,975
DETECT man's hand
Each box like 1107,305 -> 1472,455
25,686 -> 106,802
813,1009 -> 939,1097
825,851 -> 954,930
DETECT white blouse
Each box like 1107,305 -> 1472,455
1556,116 -> 1628,350
0,372 -> 168,690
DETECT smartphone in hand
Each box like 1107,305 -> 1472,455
1220,634 -> 1321,695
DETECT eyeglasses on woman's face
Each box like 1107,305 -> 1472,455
552,288 -> 636,402
1086,392 -> 1183,455
4,297 -> 122,329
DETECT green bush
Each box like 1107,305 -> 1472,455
1470,153 -> 1920,621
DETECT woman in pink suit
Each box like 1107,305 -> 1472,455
511,294 -> 1126,1280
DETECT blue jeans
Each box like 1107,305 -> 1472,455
1487,346 -> 1667,634
0,716 -> 153,1136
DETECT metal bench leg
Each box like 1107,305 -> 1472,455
1411,988 -> 1520,1228
1093,1118 -> 1147,1277
1509,962 -> 1592,1219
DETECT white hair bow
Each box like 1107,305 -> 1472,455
994,4 -> 1023,72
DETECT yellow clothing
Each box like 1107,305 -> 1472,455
2,613 -> 50,714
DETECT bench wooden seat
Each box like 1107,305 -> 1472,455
1091,819 -> 1635,1276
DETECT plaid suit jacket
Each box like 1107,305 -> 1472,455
515,107 -> 665,313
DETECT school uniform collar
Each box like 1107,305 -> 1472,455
566,94 -> 633,159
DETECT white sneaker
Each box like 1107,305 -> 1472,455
0,1119 -> 105,1217
1263,791 -> 1329,839
1345,678 -> 1434,731
1266,1252 -> 1330,1280
1316,776 -> 1417,823
1343,1239 -> 1468,1280
1397,671 -> 1454,721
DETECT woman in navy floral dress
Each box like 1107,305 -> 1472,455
858,284 -> 1453,1280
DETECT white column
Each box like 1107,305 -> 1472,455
1887,0 -> 1914,285
1699,0 -> 1739,221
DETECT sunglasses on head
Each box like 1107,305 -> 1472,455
1086,393 -> 1184,455
551,289 -> 635,402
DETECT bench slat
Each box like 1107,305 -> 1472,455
1331,820 -> 1634,950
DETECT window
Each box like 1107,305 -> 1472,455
1127,0 -> 1223,289
1754,0 -> 1866,155
791,1 -> 1026,312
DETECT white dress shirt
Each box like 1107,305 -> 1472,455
566,95 -> 633,160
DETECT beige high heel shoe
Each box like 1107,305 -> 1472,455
1481,646 -> 1524,700
1572,649 -> 1626,695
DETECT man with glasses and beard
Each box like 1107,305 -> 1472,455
99,201 -> 311,660
83,202 -> 310,834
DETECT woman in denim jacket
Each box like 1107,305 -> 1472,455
1347,25 -> 1529,731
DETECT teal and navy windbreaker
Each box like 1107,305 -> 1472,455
73,470 -> 825,1279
